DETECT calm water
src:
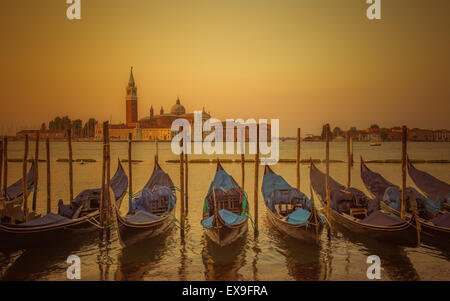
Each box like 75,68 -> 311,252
0,141 -> 449,281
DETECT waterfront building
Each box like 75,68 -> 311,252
95,68 -> 211,141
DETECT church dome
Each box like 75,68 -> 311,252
171,98 -> 186,115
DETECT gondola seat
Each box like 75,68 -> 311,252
150,197 -> 170,216
350,208 -> 368,219
207,188 -> 243,216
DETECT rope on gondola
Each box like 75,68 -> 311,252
165,211 -> 185,231
238,190 -> 258,230
170,186 -> 188,198
86,218 -> 104,229
242,212 -> 258,231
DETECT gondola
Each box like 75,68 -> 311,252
0,162 -> 36,223
201,161 -> 248,246
0,160 -> 128,252
407,158 -> 450,211
115,158 -> 176,247
360,158 -> 450,242
262,165 -> 324,241
309,161 -> 416,245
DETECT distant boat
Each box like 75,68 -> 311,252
370,142 -> 381,146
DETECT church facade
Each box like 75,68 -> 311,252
95,68 -> 211,141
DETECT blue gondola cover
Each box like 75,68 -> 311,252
201,209 -> 247,228
285,208 -> 311,225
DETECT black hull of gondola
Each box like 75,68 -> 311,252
0,194 -> 126,252
0,214 -> 98,252
117,214 -> 175,247
324,201 -> 417,246
265,206 -> 323,242
380,201 -> 450,244
204,219 -> 248,247
309,161 -> 417,246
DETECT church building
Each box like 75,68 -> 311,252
95,67 -> 211,141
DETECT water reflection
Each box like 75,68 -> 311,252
251,232 -> 261,281
339,229 -> 420,281
178,216 -> 191,281
0,231 -> 98,280
115,228 -> 174,280
97,229 -> 114,281
201,233 -> 247,280
421,235 -> 450,260
266,218 -> 327,281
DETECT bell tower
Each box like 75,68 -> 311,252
126,67 -> 138,126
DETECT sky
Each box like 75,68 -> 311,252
0,0 -> 449,136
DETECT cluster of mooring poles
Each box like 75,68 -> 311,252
0,122 -> 423,247
0,131 -> 53,223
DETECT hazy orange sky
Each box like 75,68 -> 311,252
1,0 -> 449,136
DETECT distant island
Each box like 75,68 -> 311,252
293,124 -> 449,142
12,121 -> 450,143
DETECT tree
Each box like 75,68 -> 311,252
54,117 -> 62,130
333,127 -> 342,138
40,123 -> 46,131
321,124 -> 331,140
348,127 -> 358,138
72,119 -> 83,137
61,116 -> 71,130
370,124 -> 380,129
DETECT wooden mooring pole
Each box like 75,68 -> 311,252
32,131 -> 39,211
325,125 -> 331,217
105,125 -> 111,225
180,139 -> 185,236
346,131 -> 351,189
155,137 -> 159,162
401,126 -> 407,220
241,154 -> 245,189
67,128 -> 73,201
296,128 -> 301,190
185,152 -> 189,214
350,135 -> 354,166
254,124 -> 259,230
22,135 -> 29,219
128,133 -> 133,213
0,139 -> 3,195
46,138 -> 51,213
2,137 -> 7,199
99,122 -> 108,228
